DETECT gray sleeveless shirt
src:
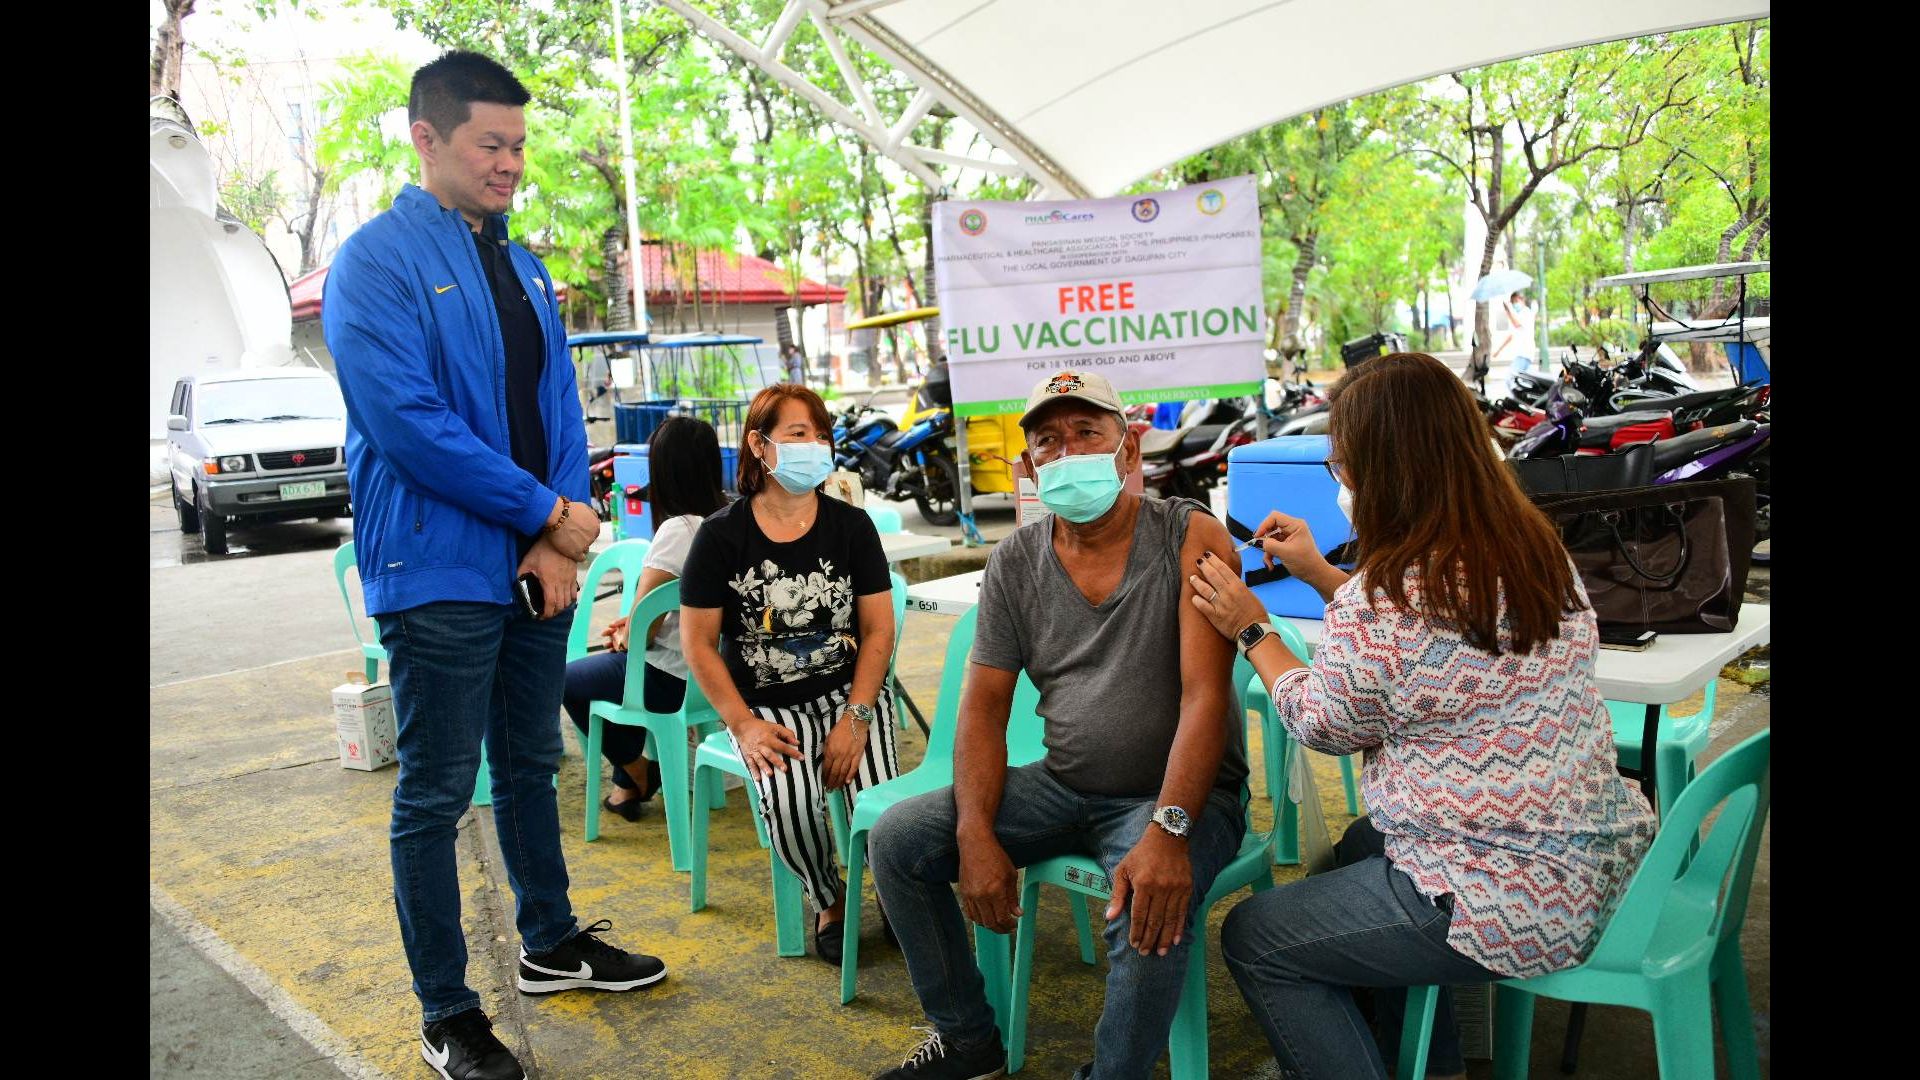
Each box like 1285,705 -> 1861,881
972,495 -> 1249,798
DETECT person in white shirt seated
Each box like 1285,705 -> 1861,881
561,416 -> 728,821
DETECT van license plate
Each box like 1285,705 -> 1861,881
279,481 -> 327,500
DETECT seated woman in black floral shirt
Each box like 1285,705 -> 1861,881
680,383 -> 899,966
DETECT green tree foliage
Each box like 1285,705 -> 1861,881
292,0 -> 1766,378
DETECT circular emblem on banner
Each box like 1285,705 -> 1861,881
959,208 -> 989,236
1130,198 -> 1160,223
1196,189 -> 1225,215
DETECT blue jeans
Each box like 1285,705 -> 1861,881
378,600 -> 579,1022
1221,816 -> 1498,1079
870,763 -> 1246,1080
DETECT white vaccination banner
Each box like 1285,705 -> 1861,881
933,175 -> 1266,415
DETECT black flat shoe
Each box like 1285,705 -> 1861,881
601,794 -> 645,822
815,920 -> 845,966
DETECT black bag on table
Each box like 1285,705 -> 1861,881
1529,476 -> 1756,634
1509,443 -> 1656,495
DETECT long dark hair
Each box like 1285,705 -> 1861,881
646,416 -> 727,529
1328,352 -> 1583,654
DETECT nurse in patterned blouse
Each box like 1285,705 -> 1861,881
1187,352 -> 1654,1080
680,383 -> 900,968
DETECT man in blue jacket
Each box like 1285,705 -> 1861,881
324,51 -> 663,1080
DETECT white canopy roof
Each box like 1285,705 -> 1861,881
666,0 -> 1769,198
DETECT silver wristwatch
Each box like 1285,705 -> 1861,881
1150,805 -> 1192,839
844,702 -> 877,727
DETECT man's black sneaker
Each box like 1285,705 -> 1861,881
873,1025 -> 1006,1080
420,1009 -> 524,1080
517,919 -> 667,993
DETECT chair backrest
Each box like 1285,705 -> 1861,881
868,506 -> 905,534
1244,618 -> 1312,835
618,578 -> 683,714
1580,728 -> 1772,974
919,606 -> 982,769
332,540 -> 375,648
566,539 -> 652,662
888,572 -> 908,670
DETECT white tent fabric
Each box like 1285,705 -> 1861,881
853,0 -> 1768,197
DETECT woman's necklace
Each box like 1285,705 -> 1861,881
757,494 -> 815,536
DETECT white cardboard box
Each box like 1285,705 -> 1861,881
333,681 -> 397,771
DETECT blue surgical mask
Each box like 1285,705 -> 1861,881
1036,444 -> 1125,523
764,439 -> 833,494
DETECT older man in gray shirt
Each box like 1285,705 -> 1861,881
869,370 -> 1247,1080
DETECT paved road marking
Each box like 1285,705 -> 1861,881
150,883 -> 395,1080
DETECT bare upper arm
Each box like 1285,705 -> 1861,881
679,604 -> 722,650
855,589 -> 895,640
1178,512 -> 1239,701
957,660 -> 1017,737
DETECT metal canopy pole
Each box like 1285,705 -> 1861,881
612,0 -> 651,400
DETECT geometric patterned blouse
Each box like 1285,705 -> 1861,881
1270,567 -> 1656,977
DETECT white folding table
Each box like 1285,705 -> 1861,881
906,568 -> 1770,805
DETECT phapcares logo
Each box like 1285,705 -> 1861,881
1197,189 -> 1226,215
1022,209 -> 1096,226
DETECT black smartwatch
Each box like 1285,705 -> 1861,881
1236,621 -> 1274,655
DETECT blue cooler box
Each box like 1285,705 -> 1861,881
1224,435 -> 1357,618
613,449 -> 654,541
610,444 -> 741,542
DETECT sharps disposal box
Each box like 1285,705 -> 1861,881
333,681 -> 397,771
1224,435 -> 1357,618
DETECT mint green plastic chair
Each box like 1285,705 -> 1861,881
566,539 -> 708,834
332,540 -> 388,684
1608,682 -> 1718,821
1397,728 -> 1770,1080
334,540 -> 501,805
686,573 -> 911,957
1001,621 -> 1310,1078
565,539 -> 652,663
828,604 -> 1076,1017
867,506 -> 904,534
1242,633 -> 1360,865
576,579 -> 728,868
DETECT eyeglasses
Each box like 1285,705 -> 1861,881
1324,460 -> 1348,485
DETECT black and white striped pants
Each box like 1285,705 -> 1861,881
732,682 -> 900,910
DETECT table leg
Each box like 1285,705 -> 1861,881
1640,703 -> 1661,810
1560,1001 -> 1588,1074
898,683 -> 931,737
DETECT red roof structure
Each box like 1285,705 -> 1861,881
287,245 -> 843,323
635,244 -> 846,307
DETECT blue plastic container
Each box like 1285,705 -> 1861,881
613,451 -> 654,541
615,399 -> 753,447
1723,342 -> 1769,386
608,443 -> 743,542
1224,435 -> 1357,618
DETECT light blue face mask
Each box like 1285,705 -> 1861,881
1036,443 -> 1125,523
764,438 -> 833,494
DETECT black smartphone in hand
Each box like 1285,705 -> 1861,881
516,572 -> 545,619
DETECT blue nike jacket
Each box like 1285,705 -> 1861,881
323,184 -> 588,616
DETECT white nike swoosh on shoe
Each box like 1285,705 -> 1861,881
520,958 -> 592,979
421,1038 -> 451,1075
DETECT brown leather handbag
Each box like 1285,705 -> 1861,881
1530,476 -> 1756,634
